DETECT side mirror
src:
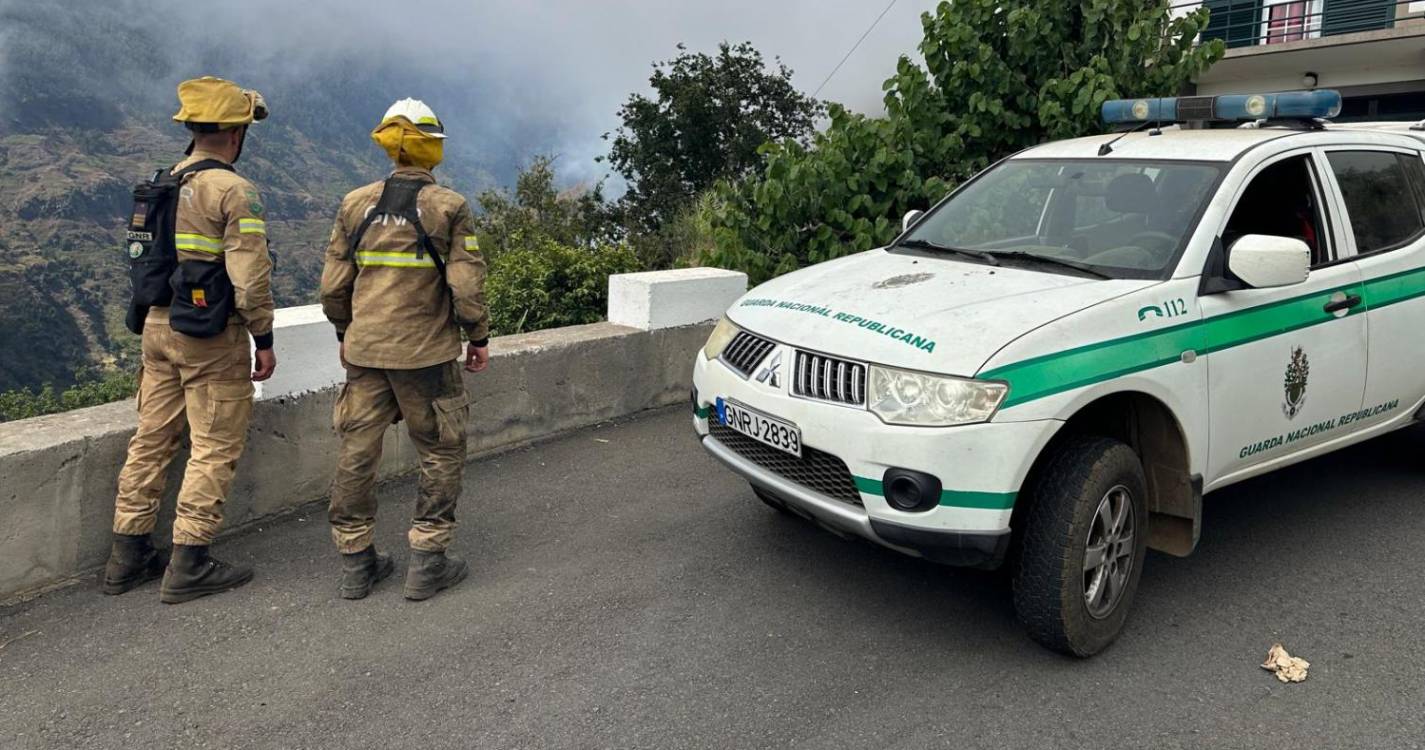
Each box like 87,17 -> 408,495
1227,234 -> 1310,289
902,210 -> 924,233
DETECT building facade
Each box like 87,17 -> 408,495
1184,0 -> 1425,120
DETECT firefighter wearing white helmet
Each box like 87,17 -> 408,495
383,98 -> 448,138
104,76 -> 277,604
318,98 -> 490,601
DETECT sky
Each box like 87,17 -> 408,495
175,0 -> 943,185
461,0 -> 941,182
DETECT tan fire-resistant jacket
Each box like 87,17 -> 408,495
320,167 -> 489,370
157,148 -> 275,345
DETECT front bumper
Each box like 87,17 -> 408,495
702,433 -> 1012,568
692,348 -> 1059,570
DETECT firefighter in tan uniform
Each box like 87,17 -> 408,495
102,77 -> 278,603
320,99 -> 490,601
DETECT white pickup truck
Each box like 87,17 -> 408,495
692,90 -> 1425,656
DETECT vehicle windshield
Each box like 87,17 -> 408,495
899,159 -> 1224,279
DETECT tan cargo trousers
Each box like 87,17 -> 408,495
113,314 -> 254,545
328,360 -> 470,554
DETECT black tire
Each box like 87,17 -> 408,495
1013,436 -> 1149,657
751,485 -> 795,515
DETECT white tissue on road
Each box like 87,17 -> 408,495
1261,643 -> 1310,683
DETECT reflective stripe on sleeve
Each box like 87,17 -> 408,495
175,232 -> 223,255
238,218 -> 266,235
463,236 -> 479,252
354,250 -> 437,268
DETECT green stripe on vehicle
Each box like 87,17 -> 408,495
981,278 -> 1394,409
1363,266 -> 1425,310
694,405 -> 712,419
853,476 -> 1017,510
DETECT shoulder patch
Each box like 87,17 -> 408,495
245,188 -> 264,217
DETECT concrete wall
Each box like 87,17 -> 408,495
0,269 -> 745,602
254,305 -> 350,401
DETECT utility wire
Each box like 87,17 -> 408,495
812,0 -> 900,98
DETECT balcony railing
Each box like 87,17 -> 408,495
1172,0 -> 1422,50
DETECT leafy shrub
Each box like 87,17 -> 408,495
486,234 -> 641,336
0,367 -> 137,422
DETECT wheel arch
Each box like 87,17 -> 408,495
1014,390 -> 1201,557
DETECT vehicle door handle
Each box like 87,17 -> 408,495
1323,294 -> 1363,314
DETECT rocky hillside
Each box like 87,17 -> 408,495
0,0 -> 542,391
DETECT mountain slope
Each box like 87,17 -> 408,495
0,0 -> 543,391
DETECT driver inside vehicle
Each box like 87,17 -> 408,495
1220,155 -> 1327,265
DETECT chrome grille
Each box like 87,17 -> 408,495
793,351 -> 867,406
719,331 -> 776,376
708,422 -> 862,506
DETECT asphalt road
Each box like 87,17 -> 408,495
2,406 -> 1423,749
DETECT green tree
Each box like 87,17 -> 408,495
473,156 -> 618,255
474,157 -> 642,336
605,41 -> 822,241
705,0 -> 1225,283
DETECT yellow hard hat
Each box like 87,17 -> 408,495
172,76 -> 268,131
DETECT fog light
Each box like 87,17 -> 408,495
883,468 -> 942,513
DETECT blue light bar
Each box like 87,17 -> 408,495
1215,90 -> 1342,120
1102,97 -> 1177,124
1101,89 -> 1342,126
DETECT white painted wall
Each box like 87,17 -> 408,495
258,268 -> 749,400
608,267 -> 748,331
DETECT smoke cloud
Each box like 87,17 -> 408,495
1,0 -> 939,187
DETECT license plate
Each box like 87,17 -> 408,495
716,398 -> 802,458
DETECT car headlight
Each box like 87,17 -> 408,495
867,365 -> 1008,426
702,316 -> 740,360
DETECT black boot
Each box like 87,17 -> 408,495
403,549 -> 468,601
100,533 -> 169,595
159,544 -> 253,604
340,545 -> 395,600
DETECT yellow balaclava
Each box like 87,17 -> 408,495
372,117 -> 444,170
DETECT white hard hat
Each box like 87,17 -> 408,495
381,98 -> 446,139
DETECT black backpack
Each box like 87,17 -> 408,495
123,159 -> 234,335
346,177 -> 447,277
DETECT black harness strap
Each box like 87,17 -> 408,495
177,158 -> 235,178
161,158 -> 234,190
346,177 -> 446,276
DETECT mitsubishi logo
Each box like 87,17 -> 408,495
755,356 -> 781,389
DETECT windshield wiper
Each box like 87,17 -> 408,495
984,251 -> 1112,279
896,238 -> 999,266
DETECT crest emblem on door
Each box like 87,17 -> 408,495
1282,346 -> 1310,420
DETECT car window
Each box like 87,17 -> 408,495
926,166 -> 1052,246
1326,151 -> 1425,254
1222,154 -> 1331,267
899,159 -> 1222,279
